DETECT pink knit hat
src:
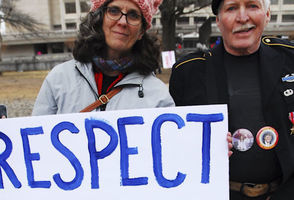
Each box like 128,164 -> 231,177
90,0 -> 163,29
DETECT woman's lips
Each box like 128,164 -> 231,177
113,31 -> 128,38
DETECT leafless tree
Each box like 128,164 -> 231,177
159,0 -> 212,51
0,0 -> 41,32
0,0 -> 42,61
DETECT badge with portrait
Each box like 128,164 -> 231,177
256,126 -> 279,150
232,129 -> 254,152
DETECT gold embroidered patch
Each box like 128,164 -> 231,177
262,37 -> 294,49
174,57 -> 206,69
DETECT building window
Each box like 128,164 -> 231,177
210,16 -> 216,23
271,0 -> 278,4
270,15 -> 277,22
282,14 -> 294,22
51,43 -> 64,53
152,18 -> 156,26
183,39 -> 198,49
80,1 -> 90,13
194,16 -> 207,24
65,2 -> 76,14
34,44 -> 48,55
283,0 -> 294,4
177,17 -> 189,25
66,22 -> 77,30
53,24 -> 62,30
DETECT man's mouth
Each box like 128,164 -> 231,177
232,24 -> 256,34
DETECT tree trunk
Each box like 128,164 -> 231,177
199,18 -> 212,47
160,0 -> 176,51
0,34 -> 2,62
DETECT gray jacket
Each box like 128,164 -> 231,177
32,59 -> 174,115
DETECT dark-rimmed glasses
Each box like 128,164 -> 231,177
105,6 -> 142,26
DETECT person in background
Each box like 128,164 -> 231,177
32,0 -> 174,115
0,105 -> 7,118
169,0 -> 294,199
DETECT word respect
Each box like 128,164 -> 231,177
0,113 -> 223,191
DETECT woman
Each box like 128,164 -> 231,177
32,0 -> 174,115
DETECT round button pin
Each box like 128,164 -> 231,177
256,126 -> 279,150
232,129 -> 254,152
265,38 -> 271,43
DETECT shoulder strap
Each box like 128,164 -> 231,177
80,87 -> 122,112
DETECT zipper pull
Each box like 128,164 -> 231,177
138,84 -> 144,98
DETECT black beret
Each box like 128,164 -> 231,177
211,0 -> 223,15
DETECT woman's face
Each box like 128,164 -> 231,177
102,0 -> 144,59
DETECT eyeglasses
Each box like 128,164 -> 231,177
105,6 -> 142,26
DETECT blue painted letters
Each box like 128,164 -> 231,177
51,121 -> 84,190
85,119 -> 118,189
0,132 -> 21,188
117,116 -> 148,186
21,127 -> 51,188
151,114 -> 186,188
186,113 -> 224,184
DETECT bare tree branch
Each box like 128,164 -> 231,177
160,0 -> 212,51
175,1 -> 212,17
0,0 -> 43,61
0,0 -> 42,34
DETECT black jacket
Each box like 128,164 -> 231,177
169,36 -> 294,199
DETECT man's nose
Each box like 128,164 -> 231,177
236,7 -> 249,23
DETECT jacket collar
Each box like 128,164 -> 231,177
206,41 -> 283,108
75,60 -> 97,92
258,41 -> 283,108
115,72 -> 146,87
75,60 -> 146,88
206,42 -> 228,104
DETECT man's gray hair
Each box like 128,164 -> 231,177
264,0 -> 271,10
218,0 -> 271,15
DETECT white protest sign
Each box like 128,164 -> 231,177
161,50 -> 176,69
0,105 -> 229,200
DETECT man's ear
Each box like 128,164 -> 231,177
265,7 -> 271,24
216,15 -> 220,29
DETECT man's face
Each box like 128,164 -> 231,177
265,134 -> 272,143
216,0 -> 270,55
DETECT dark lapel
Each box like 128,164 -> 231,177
259,42 -> 284,109
206,41 -> 283,107
206,43 -> 229,104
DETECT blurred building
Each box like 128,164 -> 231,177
151,0 -> 294,50
2,0 -> 90,57
1,0 -> 89,70
1,0 -> 294,69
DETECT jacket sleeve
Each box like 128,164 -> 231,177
157,89 -> 175,108
262,36 -> 294,200
153,76 -> 175,108
169,62 -> 185,106
271,176 -> 294,199
169,52 -> 207,106
32,77 -> 58,116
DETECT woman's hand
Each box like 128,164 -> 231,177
227,132 -> 233,157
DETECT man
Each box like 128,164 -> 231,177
263,132 -> 273,146
169,0 -> 294,199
